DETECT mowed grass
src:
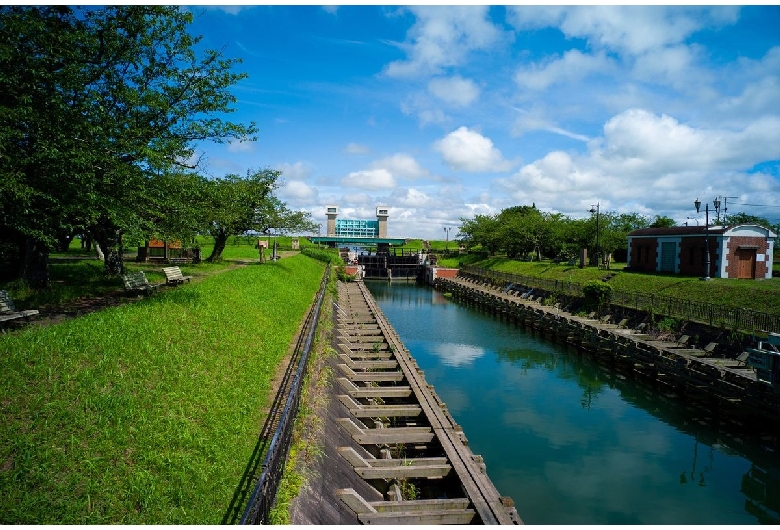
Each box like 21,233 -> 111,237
441,254 -> 780,316
0,254 -> 325,524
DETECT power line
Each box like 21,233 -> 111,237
729,201 -> 779,208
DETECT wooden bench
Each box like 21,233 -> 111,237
162,266 -> 192,286
0,290 -> 39,330
122,271 -> 159,296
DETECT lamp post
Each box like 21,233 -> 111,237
443,227 -> 452,252
694,197 -> 720,280
714,195 -> 738,224
589,203 -> 600,267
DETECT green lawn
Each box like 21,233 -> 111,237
0,254 -> 325,524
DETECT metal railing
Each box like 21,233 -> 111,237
459,265 -> 780,333
239,264 -> 331,525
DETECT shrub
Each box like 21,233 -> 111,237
582,280 -> 612,312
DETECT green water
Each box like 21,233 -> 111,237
365,281 -> 780,525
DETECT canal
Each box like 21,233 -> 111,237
364,280 -> 779,525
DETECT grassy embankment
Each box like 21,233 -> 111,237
436,253 -> 780,317
0,253 -> 326,524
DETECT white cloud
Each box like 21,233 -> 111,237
512,106 -> 591,142
428,76 -> 480,107
344,142 -> 371,155
493,108 -> 780,221
279,180 -> 318,203
389,187 -> 433,208
276,161 -> 311,180
384,6 -> 507,77
340,168 -> 397,190
434,126 -> 514,172
371,154 -> 430,180
515,49 -> 613,91
594,109 -> 780,175
631,44 -> 710,92
716,47 -> 780,121
507,6 -> 739,56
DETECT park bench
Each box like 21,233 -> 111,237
162,266 -> 192,286
122,271 -> 159,296
0,290 -> 39,330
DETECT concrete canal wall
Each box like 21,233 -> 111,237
434,275 -> 780,444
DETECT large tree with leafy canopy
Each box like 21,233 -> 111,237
202,169 -> 317,263
0,6 -> 256,286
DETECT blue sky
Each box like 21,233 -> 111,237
185,5 -> 780,240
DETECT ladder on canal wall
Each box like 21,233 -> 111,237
333,281 -> 521,524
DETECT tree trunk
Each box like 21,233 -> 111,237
93,241 -> 105,261
92,223 -> 124,275
207,228 -> 227,262
19,236 -> 50,288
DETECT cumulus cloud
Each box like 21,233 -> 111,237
371,154 -> 430,180
493,108 -> 780,220
384,6 -> 507,77
279,180 -> 318,203
507,6 -> 739,56
389,187 -> 434,208
594,109 -> 780,175
340,168 -> 397,190
428,76 -> 480,107
434,126 -> 514,172
276,161 -> 311,180
344,142 -> 371,155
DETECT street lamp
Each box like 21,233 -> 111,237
443,227 -> 452,252
714,195 -> 738,224
589,203 -> 600,268
694,197 -> 720,280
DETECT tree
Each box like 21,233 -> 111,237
723,211 -> 776,232
649,215 -> 676,228
202,169 -> 317,263
0,6 -> 257,286
458,214 -> 502,255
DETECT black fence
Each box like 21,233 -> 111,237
239,264 -> 331,525
459,265 -> 780,334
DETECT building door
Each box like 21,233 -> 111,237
660,242 -> 676,272
736,248 -> 756,279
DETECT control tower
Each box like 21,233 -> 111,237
325,205 -> 338,237
376,206 -> 389,238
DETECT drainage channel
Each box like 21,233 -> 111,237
333,280 -> 521,525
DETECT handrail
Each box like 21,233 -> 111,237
239,263 -> 331,524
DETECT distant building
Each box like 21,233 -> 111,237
325,205 -> 389,238
627,224 -> 776,279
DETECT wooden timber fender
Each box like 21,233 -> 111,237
334,281 -> 521,525
433,275 -> 780,443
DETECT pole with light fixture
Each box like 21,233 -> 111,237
694,197 -> 720,280
444,227 -> 452,252
589,203 -> 600,267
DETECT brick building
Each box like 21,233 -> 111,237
627,224 -> 776,279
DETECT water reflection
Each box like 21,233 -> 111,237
365,280 -> 779,525
430,343 -> 485,367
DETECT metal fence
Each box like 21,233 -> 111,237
459,265 -> 780,334
239,264 -> 331,525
